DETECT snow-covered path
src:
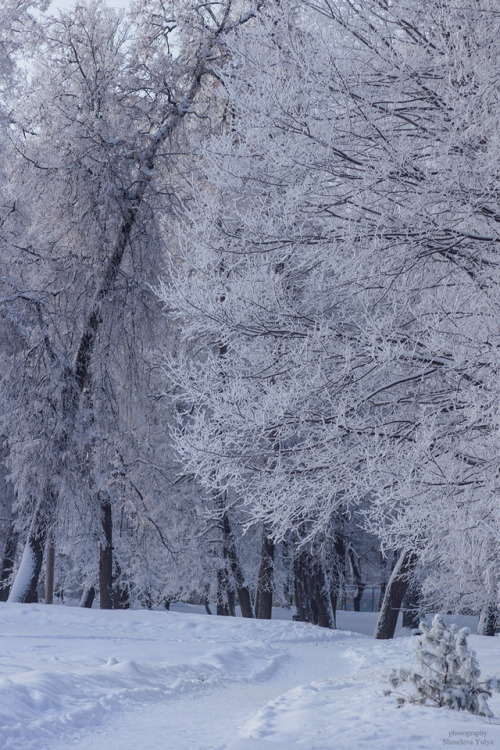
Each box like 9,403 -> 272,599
52,630 -> 364,750
1,603 -> 500,750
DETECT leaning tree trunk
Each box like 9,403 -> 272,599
0,523 -> 19,602
8,502 -> 48,603
378,548 -> 391,611
402,578 -> 422,630
256,528 -> 274,619
477,601 -> 497,637
374,549 -> 417,639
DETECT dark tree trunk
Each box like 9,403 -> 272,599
402,578 -> 422,630
0,524 -> 19,602
331,530 -> 345,622
45,536 -> 55,604
478,601 -> 497,636
80,585 -> 95,608
227,587 -> 236,617
293,550 -> 335,628
113,558 -> 130,609
256,530 -> 274,619
315,566 -> 335,629
330,589 -> 338,624
375,550 -> 417,639
216,568 -> 231,616
222,514 -> 254,618
99,496 -> 114,610
349,547 -> 365,613
294,552 -> 315,623
378,549 -> 389,610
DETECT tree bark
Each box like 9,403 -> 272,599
0,524 -> 19,602
80,585 -> 95,608
293,550 -> 335,628
349,547 -> 365,613
222,513 -> 254,618
378,548 -> 391,611
477,560 -> 498,636
8,529 -> 45,603
256,529 -> 274,619
216,567 -> 231,616
402,578 -> 422,629
315,566 -> 336,629
113,558 -> 130,609
99,496 -> 113,610
8,500 -> 49,604
477,601 -> 497,636
374,549 -> 417,639
329,530 -> 345,626
294,551 -> 315,623
45,536 -> 55,604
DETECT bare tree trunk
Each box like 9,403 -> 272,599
80,585 -> 95,608
378,548 -> 391,611
328,530 -> 345,626
45,535 -> 55,604
227,587 -> 236,616
477,601 -> 497,636
113,558 -> 130,609
477,563 -> 498,636
294,551 -> 314,623
402,578 -> 422,630
99,496 -> 113,610
216,567 -> 231,616
0,524 -> 19,602
315,566 -> 336,629
375,550 -> 417,639
293,550 -> 335,628
256,529 -> 274,619
349,547 -> 365,613
221,513 -> 254,618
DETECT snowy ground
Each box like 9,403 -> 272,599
0,603 -> 499,750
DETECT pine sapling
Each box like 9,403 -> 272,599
387,614 -> 500,717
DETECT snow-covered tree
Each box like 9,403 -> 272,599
1,0 -> 263,605
163,0 -> 500,628
388,615 -> 499,716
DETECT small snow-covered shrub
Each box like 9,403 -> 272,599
388,614 -> 499,717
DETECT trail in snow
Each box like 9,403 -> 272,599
0,603 -> 499,750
